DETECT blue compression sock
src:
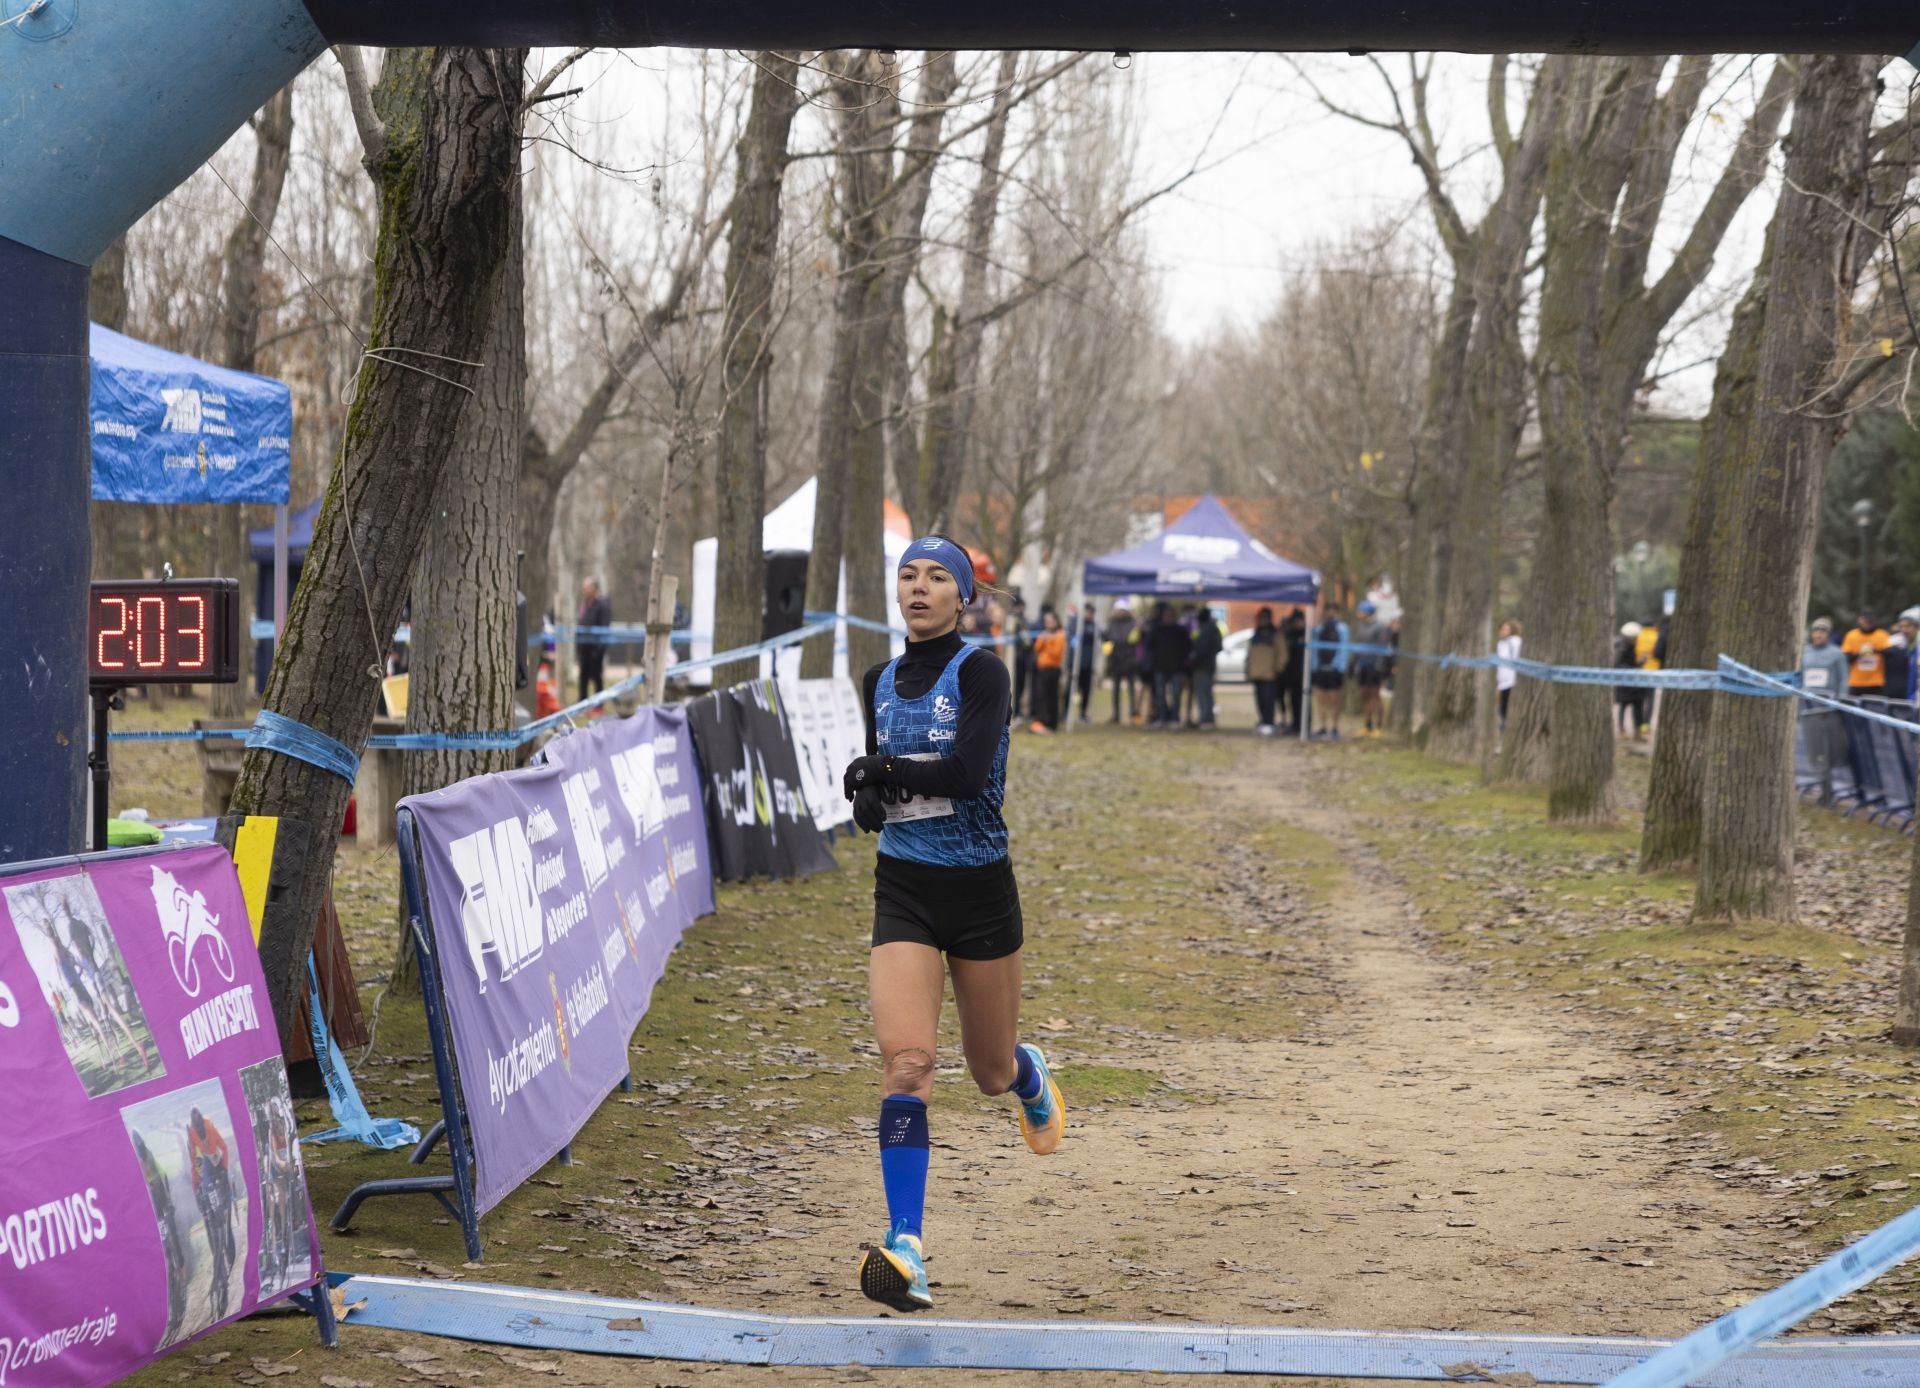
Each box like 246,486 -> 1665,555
878,1095 -> 929,1240
1009,1045 -> 1043,1104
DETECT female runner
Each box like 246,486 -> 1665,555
842,535 -> 1065,1312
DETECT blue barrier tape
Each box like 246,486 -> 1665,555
1718,656 -> 1920,730
1307,642 -> 1790,693
326,1273 -> 1920,1382
301,957 -> 421,1151
1604,1196 -> 1920,1387
246,709 -> 360,782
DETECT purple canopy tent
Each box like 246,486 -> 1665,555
1082,494 -> 1320,604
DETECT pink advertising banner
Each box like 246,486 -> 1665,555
0,842 -> 320,1384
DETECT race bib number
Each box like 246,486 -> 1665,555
1858,652 -> 1880,674
884,753 -> 953,823
1804,667 -> 1830,690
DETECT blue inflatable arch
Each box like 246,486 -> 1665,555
0,0 -> 1914,860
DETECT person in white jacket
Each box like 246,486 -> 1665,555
1495,620 -> 1523,732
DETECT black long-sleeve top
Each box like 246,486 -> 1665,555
862,629 -> 1012,800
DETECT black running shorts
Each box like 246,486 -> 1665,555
1311,669 -> 1345,692
872,852 -> 1024,960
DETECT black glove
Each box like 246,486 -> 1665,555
852,784 -> 889,833
843,754 -> 895,800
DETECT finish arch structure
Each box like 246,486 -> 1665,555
1,0 -> 1914,860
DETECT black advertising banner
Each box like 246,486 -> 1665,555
686,680 -> 837,882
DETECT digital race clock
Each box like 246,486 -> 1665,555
88,579 -> 241,687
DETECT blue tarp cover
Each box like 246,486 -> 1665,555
89,323 -> 292,504
1083,494 -> 1320,603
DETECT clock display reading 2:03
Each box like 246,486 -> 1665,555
87,579 -> 241,686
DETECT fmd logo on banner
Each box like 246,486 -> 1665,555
0,844 -> 322,1384
403,705 -> 715,1215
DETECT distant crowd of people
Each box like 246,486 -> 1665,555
1800,606 -> 1920,799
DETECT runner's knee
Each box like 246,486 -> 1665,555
883,1047 -> 934,1097
968,1052 -> 1015,1095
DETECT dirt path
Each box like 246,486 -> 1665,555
291,736 -> 1776,1387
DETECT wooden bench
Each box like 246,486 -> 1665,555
352,715 -> 406,848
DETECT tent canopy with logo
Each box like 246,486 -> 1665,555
1082,493 -> 1320,604
89,323 -> 298,667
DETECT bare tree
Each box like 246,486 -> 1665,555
1692,53 -> 1883,922
710,52 -> 805,689
228,46 -> 528,1035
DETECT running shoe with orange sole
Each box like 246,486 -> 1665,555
1017,1043 -> 1065,1154
859,1221 -> 932,1311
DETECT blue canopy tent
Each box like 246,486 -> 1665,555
89,322 -> 296,687
1082,494 -> 1321,603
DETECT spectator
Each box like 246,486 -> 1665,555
1009,596 -> 1034,720
1802,616 -> 1851,803
1635,616 -> 1663,672
1309,605 -> 1350,740
534,657 -> 561,719
1191,608 -> 1223,729
1349,600 -> 1390,738
1246,607 -> 1282,736
1614,622 -> 1645,740
1495,619 -> 1523,732
1897,607 -> 1920,703
577,577 -> 611,703
1030,609 -> 1066,733
1843,609 -> 1891,694
1146,603 -> 1192,729
1071,601 -> 1099,723
1279,608 -> 1307,734
1104,601 -> 1136,723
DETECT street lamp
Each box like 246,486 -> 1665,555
1852,497 -> 1876,618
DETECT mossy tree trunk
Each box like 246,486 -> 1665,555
1639,247 -> 1772,873
392,175 -> 527,994
711,52 -> 803,689
228,47 -> 527,1038
1694,54 -> 1880,923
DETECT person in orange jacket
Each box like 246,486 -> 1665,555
1030,609 -> 1067,733
535,657 -> 561,719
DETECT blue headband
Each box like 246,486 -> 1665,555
901,535 -> 975,606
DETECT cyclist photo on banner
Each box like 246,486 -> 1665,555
242,1057 -> 317,1299
5,872 -> 163,1098
122,1080 -> 251,1350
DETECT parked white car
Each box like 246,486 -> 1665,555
1216,627 -> 1254,684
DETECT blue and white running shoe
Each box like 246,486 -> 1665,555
859,1219 -> 932,1312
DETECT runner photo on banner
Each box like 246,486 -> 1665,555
401,704 -> 715,1216
777,675 -> 866,833
0,843 -> 322,1385
687,679 -> 838,882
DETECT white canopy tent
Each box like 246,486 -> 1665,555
688,477 -> 910,685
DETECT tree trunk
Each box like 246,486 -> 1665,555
227,47 -> 527,1040
711,52 -> 802,689
1424,59 -> 1565,765
209,87 -> 297,719
913,51 -> 1019,533
1532,59 -> 1662,823
518,434 -> 564,625
1694,54 -> 1879,923
392,179 -> 526,993
1639,249 -> 1772,873
802,51 -> 897,678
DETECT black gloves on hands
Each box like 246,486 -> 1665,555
851,784 -> 890,834
843,754 -> 895,801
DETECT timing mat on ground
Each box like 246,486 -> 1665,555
330,1273 -> 1920,1383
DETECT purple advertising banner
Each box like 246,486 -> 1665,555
0,843 -> 322,1385
402,705 -> 715,1216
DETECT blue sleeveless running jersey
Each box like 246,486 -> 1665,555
874,645 -> 1009,867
